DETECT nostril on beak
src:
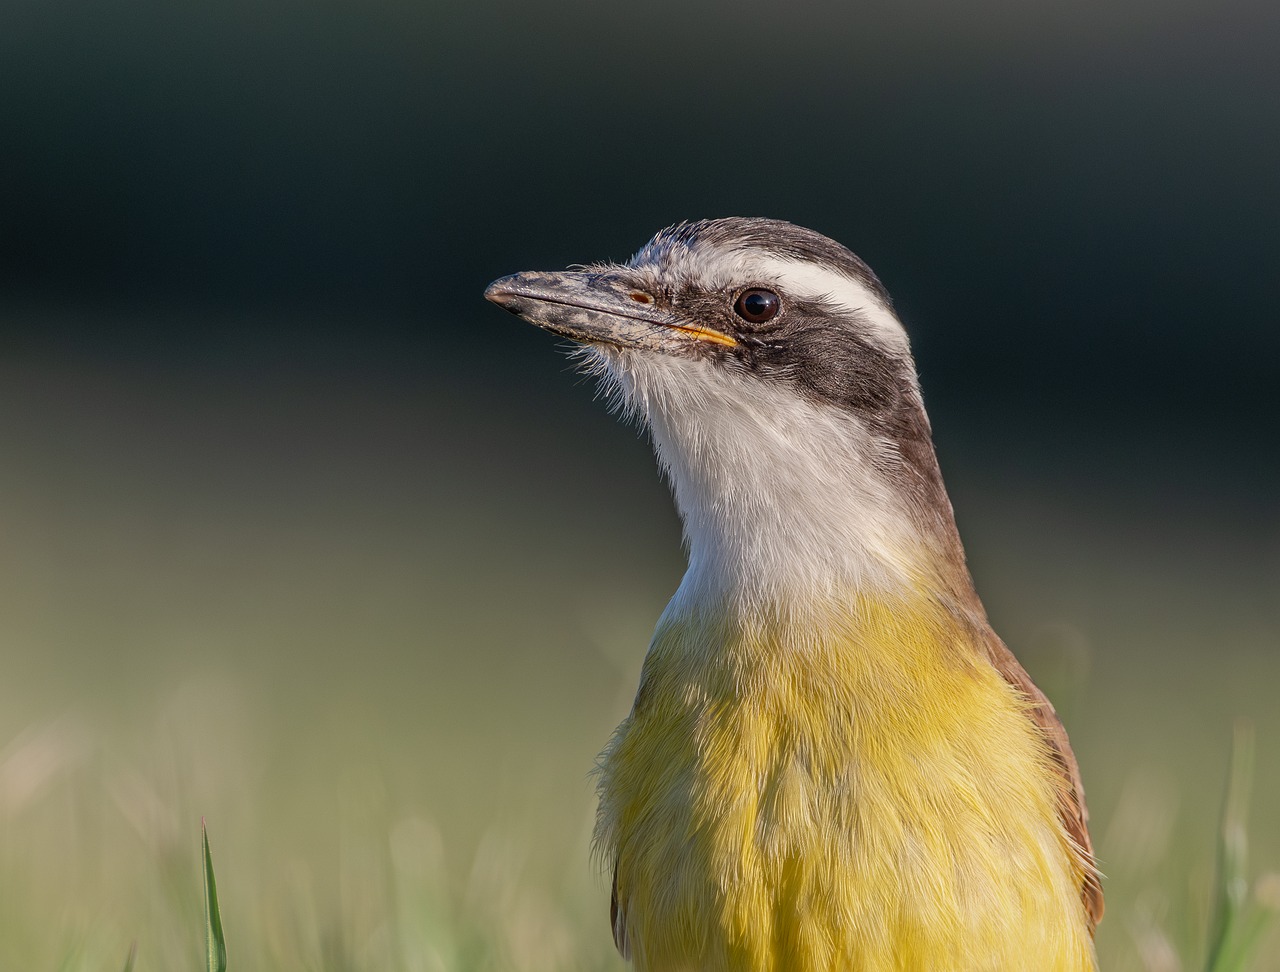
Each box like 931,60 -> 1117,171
628,291 -> 655,305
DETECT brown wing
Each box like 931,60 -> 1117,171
981,630 -> 1105,931
610,864 -> 630,958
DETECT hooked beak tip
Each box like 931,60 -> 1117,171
484,276 -> 518,308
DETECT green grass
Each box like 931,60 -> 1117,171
183,725 -> 1275,971
0,638 -> 1277,971
1203,724 -> 1279,972
6,714 -> 1270,971
202,821 -> 226,972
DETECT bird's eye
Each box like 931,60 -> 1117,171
734,289 -> 780,324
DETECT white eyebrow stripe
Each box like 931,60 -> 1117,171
751,256 -> 911,353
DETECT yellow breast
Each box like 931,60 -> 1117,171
595,594 -> 1097,972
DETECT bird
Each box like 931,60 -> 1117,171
484,217 -> 1103,971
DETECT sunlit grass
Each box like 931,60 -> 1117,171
1202,725 -> 1279,972
1,696 -> 1274,970
203,821 -> 226,972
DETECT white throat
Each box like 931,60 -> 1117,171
591,349 -> 929,610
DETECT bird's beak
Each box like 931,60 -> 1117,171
484,270 -> 738,351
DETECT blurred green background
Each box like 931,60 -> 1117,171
1,0 -> 1278,968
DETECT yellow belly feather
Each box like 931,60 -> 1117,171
595,594 -> 1096,971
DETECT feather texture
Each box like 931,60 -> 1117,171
596,594 -> 1098,971
488,217 -> 1102,970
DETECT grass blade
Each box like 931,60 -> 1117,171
1202,720 -> 1276,972
202,819 -> 228,972
120,941 -> 137,972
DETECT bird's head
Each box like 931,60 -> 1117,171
486,218 -> 969,605
485,218 -> 917,418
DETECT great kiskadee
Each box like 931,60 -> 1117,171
485,218 -> 1103,971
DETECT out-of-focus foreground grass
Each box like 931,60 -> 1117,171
0,337 -> 1276,970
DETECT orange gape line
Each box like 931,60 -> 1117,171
670,324 -> 739,347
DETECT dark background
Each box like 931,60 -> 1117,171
0,0 -> 1277,967
3,0 -> 1278,531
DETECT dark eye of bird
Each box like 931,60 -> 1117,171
734,289 -> 781,324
